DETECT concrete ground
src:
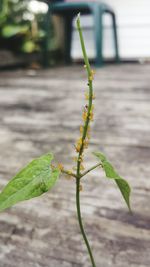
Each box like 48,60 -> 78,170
0,64 -> 150,267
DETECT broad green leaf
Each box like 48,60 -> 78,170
0,153 -> 60,212
93,152 -> 131,211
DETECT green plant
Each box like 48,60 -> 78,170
0,14 -> 131,267
0,0 -> 45,53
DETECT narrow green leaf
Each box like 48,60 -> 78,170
0,153 -> 60,212
93,152 -> 131,211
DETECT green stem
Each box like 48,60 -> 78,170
61,169 -> 77,179
75,14 -> 97,267
76,14 -> 93,176
80,163 -> 102,178
61,163 -> 101,180
76,179 -> 96,267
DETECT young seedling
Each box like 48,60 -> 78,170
0,14 -> 131,267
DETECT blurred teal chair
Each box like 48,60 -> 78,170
42,0 -> 119,67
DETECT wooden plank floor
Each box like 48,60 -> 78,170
0,64 -> 150,267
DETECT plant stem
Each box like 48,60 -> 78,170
76,178 -> 96,267
76,14 -> 93,177
61,169 -> 77,179
80,163 -> 102,178
75,14 -> 97,267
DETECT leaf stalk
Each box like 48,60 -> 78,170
80,163 -> 102,178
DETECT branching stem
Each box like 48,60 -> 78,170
75,14 -> 97,267
62,163 -> 102,180
61,169 -> 77,179
80,163 -> 102,178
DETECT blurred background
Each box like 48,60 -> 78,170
0,1 -> 150,267
0,0 -> 150,68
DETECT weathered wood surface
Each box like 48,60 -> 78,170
0,64 -> 150,267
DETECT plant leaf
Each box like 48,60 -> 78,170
93,152 -> 131,211
0,153 -> 60,212
2,25 -> 28,38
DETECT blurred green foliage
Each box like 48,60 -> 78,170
0,0 -> 45,53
